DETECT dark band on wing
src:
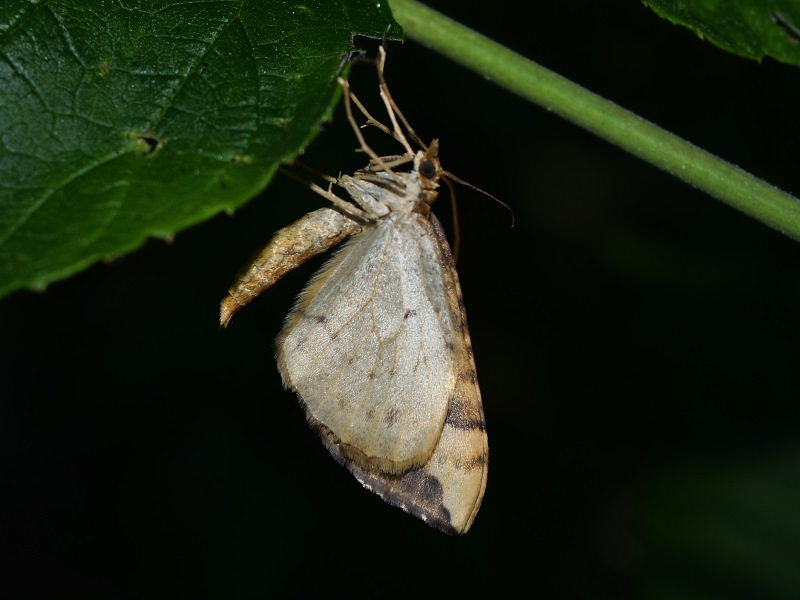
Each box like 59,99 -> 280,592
444,393 -> 486,431
307,413 -> 459,535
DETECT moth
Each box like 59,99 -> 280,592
220,48 -> 488,534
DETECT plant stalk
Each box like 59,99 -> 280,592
388,0 -> 800,241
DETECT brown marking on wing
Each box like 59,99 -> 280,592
384,406 -> 400,427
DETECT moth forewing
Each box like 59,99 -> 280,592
220,50 -> 488,534
424,214 -> 488,531
276,152 -> 456,474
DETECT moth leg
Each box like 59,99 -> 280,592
281,164 -> 372,220
346,91 -> 394,139
220,207 -> 362,327
336,76 -> 402,183
374,46 -> 425,152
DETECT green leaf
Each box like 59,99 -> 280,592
644,0 -> 800,65
0,0 -> 399,297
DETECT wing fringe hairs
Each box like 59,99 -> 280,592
220,48 -> 488,534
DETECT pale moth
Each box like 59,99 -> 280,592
220,48 -> 488,534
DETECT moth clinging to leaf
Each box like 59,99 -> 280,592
220,48 -> 489,534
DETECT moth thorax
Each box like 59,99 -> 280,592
413,189 -> 438,217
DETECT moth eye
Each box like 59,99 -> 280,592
419,160 -> 437,179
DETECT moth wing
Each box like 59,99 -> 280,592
313,214 -> 488,534
277,215 -> 458,472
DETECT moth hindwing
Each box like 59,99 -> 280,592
220,48 -> 488,534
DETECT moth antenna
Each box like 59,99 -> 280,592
442,174 -> 461,263
444,170 -> 515,227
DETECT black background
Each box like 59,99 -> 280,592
4,2 -> 800,598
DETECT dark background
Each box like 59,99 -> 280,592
4,1 -> 800,598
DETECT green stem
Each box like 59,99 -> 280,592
388,0 -> 800,241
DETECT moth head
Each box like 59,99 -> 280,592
416,139 -> 442,187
